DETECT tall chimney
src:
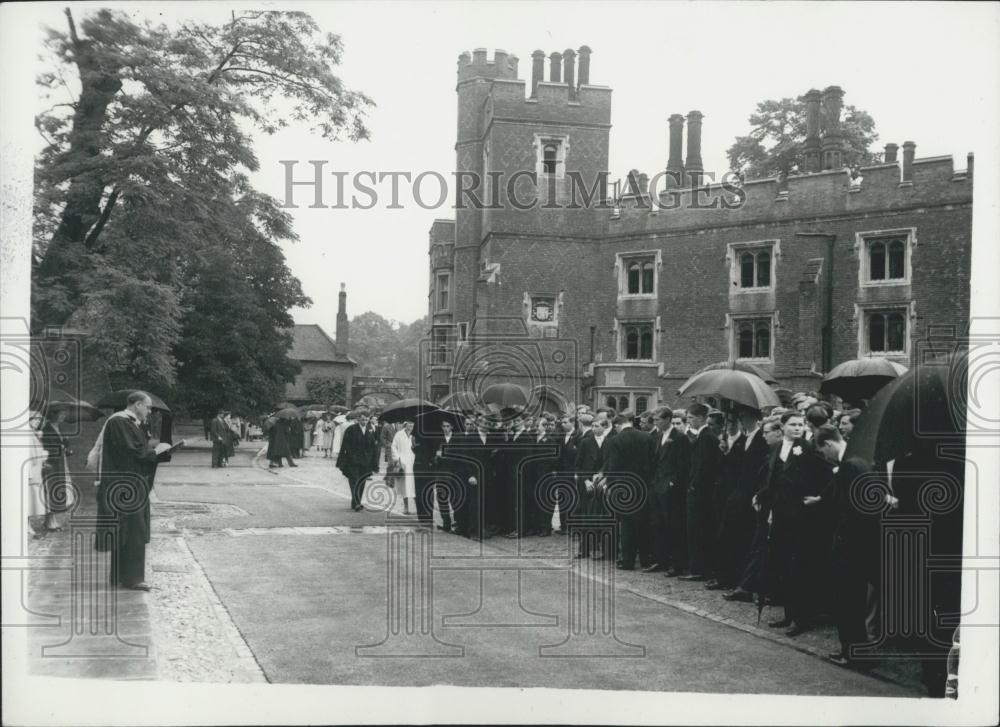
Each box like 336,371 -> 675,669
820,85 -> 845,170
494,49 -> 508,78
549,52 -> 562,82
666,113 -> 685,186
685,110 -> 704,187
884,143 -> 898,164
577,45 -> 592,85
901,141 -> 916,183
530,50 -> 545,97
336,282 -> 349,353
563,48 -> 576,98
803,89 -> 822,173
508,53 -> 519,78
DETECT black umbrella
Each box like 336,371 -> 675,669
820,357 -> 907,402
482,382 -> 528,409
678,370 -> 781,410
437,391 -> 482,411
845,352 -> 966,465
380,398 -> 439,424
96,389 -> 171,412
272,407 -> 301,420
414,408 -> 465,435
697,360 -> 779,385
47,399 -> 105,422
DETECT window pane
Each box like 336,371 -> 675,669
543,144 -> 558,175
869,242 -> 886,280
626,329 -> 639,359
605,396 -> 617,410
635,396 -> 648,415
640,328 -> 653,359
618,396 -> 629,412
755,323 -> 770,359
888,240 -> 905,279
757,252 -> 771,287
740,252 -> 755,287
869,314 -> 886,352
642,261 -> 655,293
627,263 -> 640,294
738,325 -> 754,358
887,313 -> 905,351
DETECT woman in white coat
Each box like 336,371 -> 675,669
390,420 -> 416,514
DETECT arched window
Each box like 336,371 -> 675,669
618,395 -> 629,412
755,323 -> 770,359
642,261 -> 655,293
627,262 -> 641,294
888,240 -> 905,279
605,395 -> 618,411
738,323 -> 754,358
640,328 -> 653,359
635,396 -> 649,415
626,328 -> 639,359
756,251 -> 771,287
868,313 -> 886,352
740,252 -> 755,287
736,318 -> 772,359
869,241 -> 887,280
543,144 -> 559,175
887,312 -> 905,351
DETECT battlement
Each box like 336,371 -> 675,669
457,48 -> 519,83
608,152 -> 973,235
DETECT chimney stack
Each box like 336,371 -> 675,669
549,51 -> 562,82
804,89 -> 822,172
508,53 -> 519,78
494,49 -> 508,77
901,141 -> 916,183
820,85 -> 845,170
884,143 -> 898,164
685,110 -> 704,187
473,48 -> 487,65
530,50 -> 545,97
577,45 -> 591,85
563,48 -> 576,98
336,282 -> 349,354
666,114 -> 685,186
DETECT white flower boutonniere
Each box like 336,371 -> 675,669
792,445 -> 803,457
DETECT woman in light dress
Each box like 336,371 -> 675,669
390,420 -> 416,515
318,413 -> 334,458
26,411 -> 49,535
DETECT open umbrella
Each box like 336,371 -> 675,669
696,360 -> 779,385
380,398 -> 439,424
96,389 -> 171,412
414,408 -> 465,435
327,405 -> 349,414
482,382 -> 528,409
844,352 -> 966,465
678,369 -> 781,410
820,357 -> 908,402
272,407 -> 301,420
47,398 -> 105,422
438,390 -> 482,411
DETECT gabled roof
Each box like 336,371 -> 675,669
288,324 -> 357,365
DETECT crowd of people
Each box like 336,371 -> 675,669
325,390 -> 961,695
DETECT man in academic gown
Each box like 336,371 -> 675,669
649,407 -> 690,573
456,413 -> 498,539
681,403 -> 722,581
602,411 -> 654,570
495,415 -> 535,538
555,414 -> 581,533
571,413 -> 609,558
95,391 -> 170,590
432,420 -> 465,532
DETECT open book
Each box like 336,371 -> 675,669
154,439 -> 186,455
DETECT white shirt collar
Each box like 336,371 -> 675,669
690,424 -> 706,437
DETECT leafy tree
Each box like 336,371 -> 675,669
727,95 -> 878,180
347,312 -> 430,380
305,376 -> 347,407
32,8 -> 371,404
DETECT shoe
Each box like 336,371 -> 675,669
123,582 -> 152,591
678,574 -> 706,582
768,618 -> 792,628
641,563 -> 665,573
704,581 -> 728,591
785,623 -> 812,637
722,590 -> 754,603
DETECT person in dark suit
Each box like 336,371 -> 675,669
289,416 -> 305,458
602,411 -> 654,570
524,414 -> 561,536
496,415 -> 534,538
432,420 -> 464,532
571,413 -> 610,558
337,411 -> 371,511
210,411 -> 229,468
711,406 -> 769,590
648,407 -> 690,573
680,403 -> 721,581
40,409 -> 73,531
662,409 -> 692,576
809,424 -> 877,667
458,413 -> 498,539
759,410 -> 833,636
555,414 -> 581,534
266,416 -> 296,469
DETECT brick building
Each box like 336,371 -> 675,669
285,284 -> 357,405
424,47 -> 973,413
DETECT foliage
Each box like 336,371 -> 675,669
349,312 -> 430,380
305,376 -> 347,406
726,95 -> 879,180
32,8 -> 372,413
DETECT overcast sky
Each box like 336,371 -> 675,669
19,1 -> 1000,332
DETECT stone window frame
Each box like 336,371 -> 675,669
855,227 -> 916,288
726,312 -> 777,364
725,239 -> 780,293
533,133 -> 570,180
855,302 -> 915,358
615,319 -> 656,362
435,272 -> 451,313
614,249 -> 663,300
597,390 -> 658,414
